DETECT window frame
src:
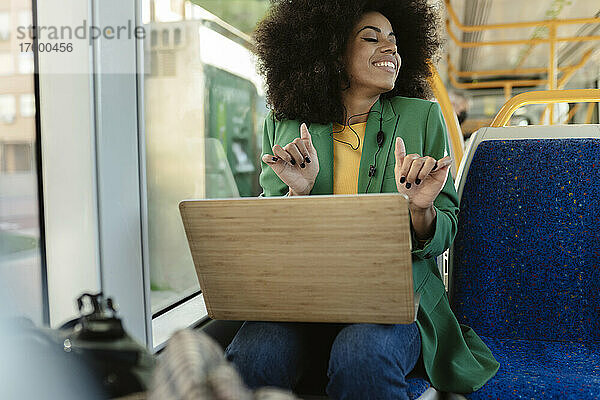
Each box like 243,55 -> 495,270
91,0 -> 212,349
35,0 -> 104,328
38,0 -> 274,349
136,0 -> 210,348
89,0 -> 150,345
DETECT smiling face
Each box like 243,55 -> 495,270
344,11 -> 401,96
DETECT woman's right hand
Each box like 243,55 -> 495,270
262,123 -> 319,196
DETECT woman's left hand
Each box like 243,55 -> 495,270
394,137 -> 452,211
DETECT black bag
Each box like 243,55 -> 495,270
4,292 -> 156,399
56,292 -> 156,398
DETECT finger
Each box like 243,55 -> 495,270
406,157 -> 426,187
284,142 -> 305,168
300,124 -> 319,160
432,156 -> 452,173
293,138 -> 311,165
416,157 -> 437,184
262,153 -> 279,164
398,154 -> 421,184
261,154 -> 288,175
300,123 -> 313,149
273,145 -> 293,164
394,137 -> 406,171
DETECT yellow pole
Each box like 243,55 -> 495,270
557,50 -> 593,88
548,24 -> 557,125
540,105 -> 549,125
565,104 -> 581,124
428,64 -> 464,171
585,102 -> 596,124
504,84 -> 512,102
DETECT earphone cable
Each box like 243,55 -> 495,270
332,109 -> 383,151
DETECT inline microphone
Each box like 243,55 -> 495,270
368,165 -> 376,177
369,131 -> 385,177
376,130 -> 385,147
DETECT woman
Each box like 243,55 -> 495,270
225,0 -> 499,398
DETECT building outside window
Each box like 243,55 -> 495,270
141,0 -> 269,315
0,52 -> 14,75
18,52 -> 34,74
0,94 -> 16,124
1,143 -> 32,173
20,93 -> 34,118
0,0 -> 44,325
0,12 -> 10,41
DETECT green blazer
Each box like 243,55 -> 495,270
259,96 -> 499,393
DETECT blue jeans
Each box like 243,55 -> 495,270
225,322 -> 421,399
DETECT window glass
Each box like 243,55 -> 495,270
0,4 -> 44,325
20,94 -> 35,118
142,0 -> 269,313
2,143 -> 32,172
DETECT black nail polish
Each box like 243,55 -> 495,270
305,157 -> 311,164
272,157 -> 278,162
415,178 -> 421,185
400,176 -> 406,184
290,158 -> 296,165
406,182 -> 412,189
300,163 -> 306,168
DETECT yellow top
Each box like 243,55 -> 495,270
332,122 -> 367,195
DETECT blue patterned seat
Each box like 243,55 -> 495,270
470,337 -> 600,399
450,133 -> 600,399
407,377 -> 431,399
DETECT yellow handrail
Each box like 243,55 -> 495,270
429,64 -> 465,171
444,0 -> 599,107
585,102 -> 597,124
565,104 -> 581,124
446,53 -> 589,78
444,0 -> 600,32
446,20 -> 600,47
490,89 -> 600,127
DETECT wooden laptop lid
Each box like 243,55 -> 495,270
179,194 -> 414,324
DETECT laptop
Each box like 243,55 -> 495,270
179,193 -> 416,324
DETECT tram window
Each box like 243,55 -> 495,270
0,1 -> 44,325
1,143 -> 32,173
142,0 -> 269,315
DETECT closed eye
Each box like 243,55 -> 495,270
362,38 -> 378,42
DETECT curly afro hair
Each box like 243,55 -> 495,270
253,0 -> 444,124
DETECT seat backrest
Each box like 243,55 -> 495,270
450,125 -> 600,342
